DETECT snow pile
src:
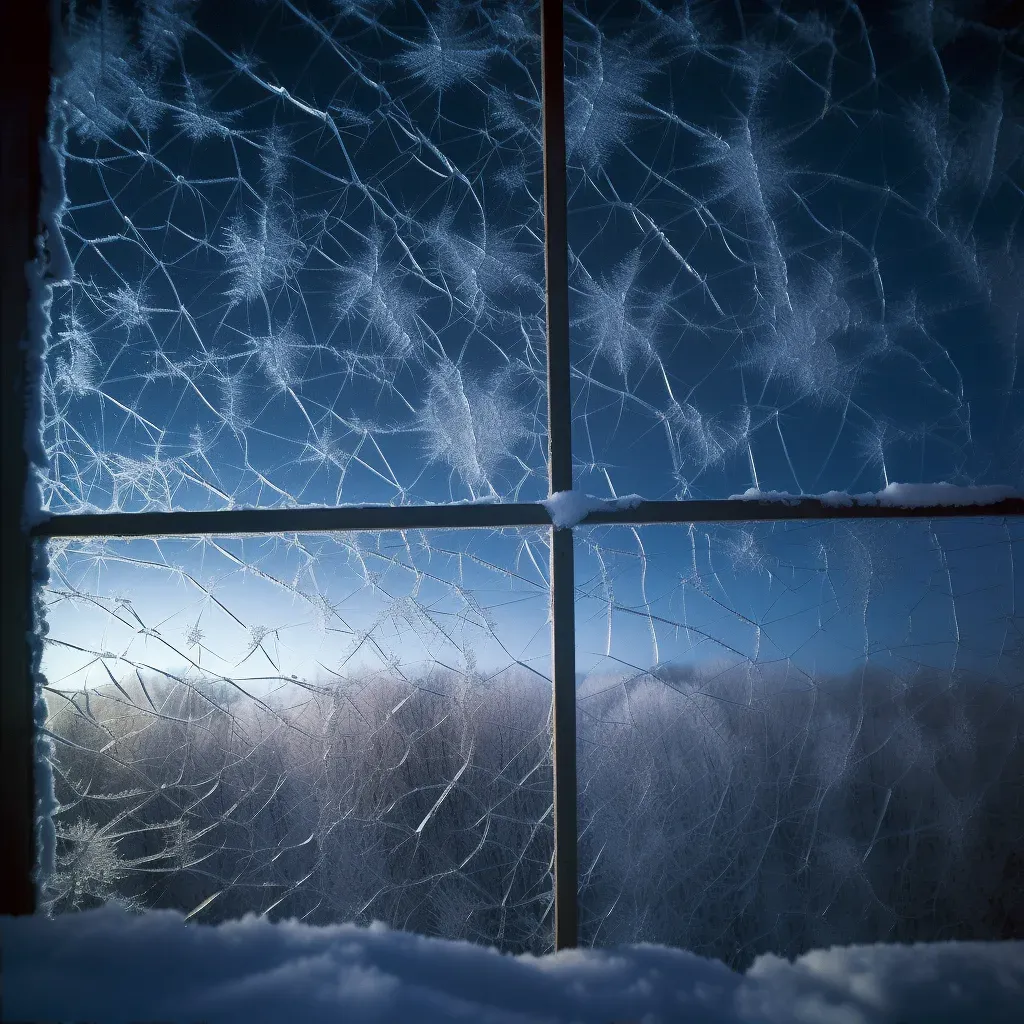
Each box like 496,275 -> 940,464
729,482 -> 1020,508
739,942 -> 1024,1024
542,491 -> 644,528
3,906 -> 1022,1024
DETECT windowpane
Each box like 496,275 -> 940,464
574,518 -> 1024,964
41,528 -> 553,953
46,1 -> 545,513
566,1 -> 1024,501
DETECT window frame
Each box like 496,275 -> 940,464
4,0 -> 1023,948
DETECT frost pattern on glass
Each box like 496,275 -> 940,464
41,529 -> 553,952
574,518 -> 1024,966
46,0 -> 545,512
36,0 -> 1024,968
566,1 -> 1024,501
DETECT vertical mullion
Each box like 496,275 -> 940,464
541,0 -> 578,950
1,0 -> 51,914
549,527 -> 578,949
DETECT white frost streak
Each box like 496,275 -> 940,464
542,490 -> 644,528
730,482 -> 1020,507
415,741 -> 473,836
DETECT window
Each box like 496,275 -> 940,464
5,0 -> 1022,965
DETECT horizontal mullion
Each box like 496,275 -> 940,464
580,497 -> 1024,526
31,503 -> 552,538
30,496 -> 1024,539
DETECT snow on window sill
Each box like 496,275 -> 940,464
3,905 -> 1022,1024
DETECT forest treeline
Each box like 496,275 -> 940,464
43,661 -> 1024,968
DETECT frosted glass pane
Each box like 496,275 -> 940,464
566,1 -> 1024,500
46,1 -> 544,512
41,528 -> 553,953
575,518 -> 1024,965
